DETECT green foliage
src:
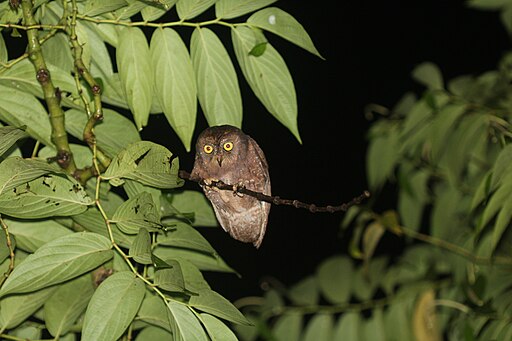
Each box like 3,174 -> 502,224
0,0 -> 320,340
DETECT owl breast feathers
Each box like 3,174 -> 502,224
190,125 -> 271,248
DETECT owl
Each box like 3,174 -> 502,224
190,125 -> 271,248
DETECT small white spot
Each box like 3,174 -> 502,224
268,14 -> 276,25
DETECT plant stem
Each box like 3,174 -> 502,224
0,217 -> 15,288
20,0 -> 76,174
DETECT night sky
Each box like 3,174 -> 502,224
146,0 -> 510,300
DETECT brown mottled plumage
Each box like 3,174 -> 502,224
190,125 -> 271,248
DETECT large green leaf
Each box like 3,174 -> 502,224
0,287 -> 57,332
141,0 -> 177,21
176,0 -> 215,19
333,313 -> 361,340
0,126 -> 27,157
189,289 -> 250,325
302,314 -> 334,341
272,312 -> 302,341
248,7 -> 322,58
0,33 -> 6,63
232,26 -> 300,141
82,271 -> 146,341
166,300 -> 209,341
112,192 -> 162,234
153,246 -> 235,273
199,313 -> 238,341
0,85 -> 53,146
129,227 -> 152,264
135,326 -> 173,340
137,293 -> 172,332
6,218 -> 71,253
117,27 -> 153,130
0,173 -> 92,219
163,190 -> 217,227
157,221 -> 217,255
0,232 -> 113,297
65,108 -> 140,158
190,27 -> 242,127
104,141 -> 183,189
154,259 -> 185,292
0,157 -> 61,195
83,0 -> 128,16
44,274 -> 95,337
150,28 -> 197,151
215,0 -> 277,19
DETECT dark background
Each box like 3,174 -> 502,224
144,0 -> 510,300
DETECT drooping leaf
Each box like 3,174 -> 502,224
411,62 -> 444,90
316,256 -> 352,304
137,293 -> 173,332
82,271 -> 146,341
150,28 -> 197,151
190,27 -> 242,127
0,232 -> 113,297
154,259 -> 186,292
112,192 -> 162,234
0,157 -> 61,195
215,0 -> 277,19
190,289 -> 250,325
0,85 -> 53,146
7,218 -> 71,253
117,27 -> 153,130
104,141 -> 183,188
232,26 -> 300,142
0,286 -> 57,331
272,312 -> 302,341
0,126 -> 27,157
129,227 -> 152,264
176,0 -> 216,19
247,7 -> 323,58
166,300 -> 209,341
199,313 -> 238,341
302,314 -> 334,341
0,173 -> 92,219
44,274 -> 95,337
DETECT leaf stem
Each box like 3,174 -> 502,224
0,217 -> 15,288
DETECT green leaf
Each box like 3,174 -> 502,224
468,0 -> 511,10
104,141 -> 184,189
7,218 -> 71,253
117,27 -> 153,130
83,0 -> 128,16
166,300 -> 209,341
411,62 -> 444,90
492,196 -> 512,253
0,157 -> 61,195
0,33 -> 6,63
232,26 -> 300,142
288,276 -> 319,306
333,313 -> 361,340
428,102 -> 467,162
44,274 -> 95,337
112,192 -> 162,234
248,7 -> 323,58
0,287 -> 57,332
0,173 -> 92,219
82,271 -> 146,341
0,85 -> 53,146
190,27 -> 242,127
366,124 -> 400,189
41,33 -> 74,72
272,313 -> 302,341
362,222 -> 385,262
0,232 -> 113,297
154,259 -> 186,292
0,230 -> 9,264
150,28 -> 197,151
215,0 -> 277,19
317,256 -> 352,304
0,126 -> 27,157
65,108 -> 140,158
303,314 -> 334,341
163,190 -> 217,227
199,313 -> 238,340
153,246 -> 235,273
176,0 -> 215,19
137,293 -> 172,332
190,289 -> 250,325
157,221 -> 216,255
142,0 -> 177,21
479,181 -> 512,233
129,227 -> 152,264
136,326 -> 173,341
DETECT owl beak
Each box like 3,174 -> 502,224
216,155 -> 223,167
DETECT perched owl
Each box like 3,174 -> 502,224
190,125 -> 271,248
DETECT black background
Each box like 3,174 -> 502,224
147,0 -> 510,300
5,0 -> 511,300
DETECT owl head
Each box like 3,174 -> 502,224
194,125 -> 248,176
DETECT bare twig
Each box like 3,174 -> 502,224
178,170 -> 370,213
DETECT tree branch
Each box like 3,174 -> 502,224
178,170 -> 370,213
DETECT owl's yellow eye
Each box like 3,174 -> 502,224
203,144 -> 213,154
223,142 -> 234,151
